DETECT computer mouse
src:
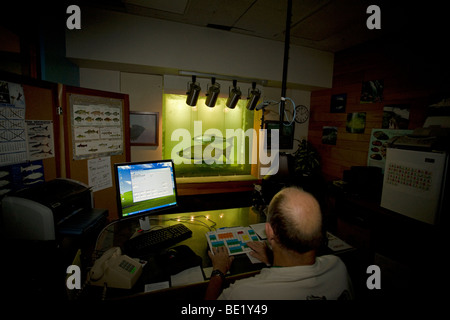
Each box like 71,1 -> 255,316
166,248 -> 178,259
159,245 -> 202,275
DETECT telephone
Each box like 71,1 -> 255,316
89,247 -> 142,289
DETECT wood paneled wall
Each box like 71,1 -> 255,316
309,39 -> 450,180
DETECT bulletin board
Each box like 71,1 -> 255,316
22,83 -> 60,181
0,72 -> 60,193
62,85 -> 130,221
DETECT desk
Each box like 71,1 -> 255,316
90,207 -> 267,300
331,190 -> 441,262
329,189 -> 447,300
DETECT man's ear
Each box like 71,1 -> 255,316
265,222 -> 274,240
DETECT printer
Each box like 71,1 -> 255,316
1,178 -> 108,241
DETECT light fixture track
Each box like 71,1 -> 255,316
179,70 -> 267,86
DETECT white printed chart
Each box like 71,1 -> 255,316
70,97 -> 124,160
26,120 -> 54,161
0,81 -> 27,166
206,227 -> 261,255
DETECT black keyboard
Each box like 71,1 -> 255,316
124,224 -> 192,257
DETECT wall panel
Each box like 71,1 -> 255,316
309,40 -> 449,180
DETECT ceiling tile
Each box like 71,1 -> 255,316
291,0 -> 367,42
123,0 -> 188,14
85,0 -> 394,52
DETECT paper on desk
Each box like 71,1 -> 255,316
170,265 -> 204,287
246,252 -> 263,264
203,267 -> 214,279
327,232 -> 353,252
144,281 -> 169,293
250,223 -> 267,240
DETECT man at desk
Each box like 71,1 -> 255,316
205,187 -> 353,300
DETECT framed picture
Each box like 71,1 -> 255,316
382,104 -> 410,129
129,111 -> 159,146
360,79 -> 384,103
330,93 -> 347,113
346,112 -> 366,133
322,126 -> 338,145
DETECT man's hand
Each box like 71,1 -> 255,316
208,246 -> 234,274
247,241 -> 271,266
205,246 -> 233,300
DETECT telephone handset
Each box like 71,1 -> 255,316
89,247 -> 142,289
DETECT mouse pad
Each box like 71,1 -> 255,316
157,245 -> 202,275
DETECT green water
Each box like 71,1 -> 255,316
163,94 -> 255,177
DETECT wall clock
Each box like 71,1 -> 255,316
295,105 -> 310,124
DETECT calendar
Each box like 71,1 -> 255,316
206,227 -> 261,255
385,163 -> 432,191
381,148 -> 447,225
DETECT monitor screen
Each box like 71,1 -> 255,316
114,159 -> 178,219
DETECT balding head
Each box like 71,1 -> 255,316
267,187 -> 323,253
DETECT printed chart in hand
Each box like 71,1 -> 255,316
206,227 -> 261,255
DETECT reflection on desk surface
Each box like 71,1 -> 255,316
88,207 -> 267,298
97,207 -> 266,263
84,207 -> 359,300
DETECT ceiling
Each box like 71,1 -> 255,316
85,0 -> 399,53
2,0 -> 443,56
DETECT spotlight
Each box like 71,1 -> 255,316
205,77 -> 220,108
226,80 -> 241,109
186,75 -> 201,106
246,82 -> 261,110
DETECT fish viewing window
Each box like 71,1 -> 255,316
163,94 -> 255,178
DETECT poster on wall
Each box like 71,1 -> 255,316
0,160 -> 45,197
26,120 -> 55,161
360,79 -> 384,103
70,94 -> 124,160
322,126 -> 338,145
382,104 -> 410,129
346,112 -> 366,133
330,93 -> 347,113
87,156 -> 112,192
367,128 -> 413,172
0,81 -> 27,166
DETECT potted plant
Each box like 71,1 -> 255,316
292,139 -> 321,177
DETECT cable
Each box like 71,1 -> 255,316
101,283 -> 108,301
279,97 -> 296,126
167,215 -> 217,231
255,99 -> 279,110
93,218 -> 121,259
147,215 -> 218,231
256,97 -> 296,126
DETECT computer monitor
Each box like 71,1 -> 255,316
114,159 -> 178,229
